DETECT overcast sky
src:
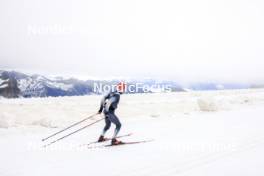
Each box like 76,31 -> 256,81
0,0 -> 264,83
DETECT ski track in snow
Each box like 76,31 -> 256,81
113,135 -> 264,176
0,89 -> 264,176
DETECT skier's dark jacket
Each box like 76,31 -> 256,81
98,91 -> 120,114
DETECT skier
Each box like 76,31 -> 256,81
97,82 -> 126,145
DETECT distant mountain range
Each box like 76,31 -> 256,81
0,70 -> 184,98
0,70 -> 260,98
0,70 -> 116,98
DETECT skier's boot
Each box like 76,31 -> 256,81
98,135 -> 107,142
111,138 -> 124,145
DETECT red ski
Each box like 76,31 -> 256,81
104,139 -> 154,147
84,139 -> 153,149
80,133 -> 133,147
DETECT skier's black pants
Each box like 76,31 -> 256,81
103,112 -> 121,138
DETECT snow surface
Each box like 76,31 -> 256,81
0,89 -> 264,176
46,81 -> 73,91
0,78 -> 8,87
0,78 -> 5,85
17,76 -> 73,95
0,84 -> 8,89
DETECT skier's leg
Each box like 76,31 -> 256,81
101,117 -> 111,136
98,116 -> 111,142
108,113 -> 122,139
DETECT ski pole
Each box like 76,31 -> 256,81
42,113 -> 98,141
43,117 -> 104,147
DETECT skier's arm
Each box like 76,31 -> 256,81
104,97 -> 116,113
98,92 -> 111,114
105,94 -> 120,113
98,97 -> 105,114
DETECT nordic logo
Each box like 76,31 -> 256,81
93,82 -> 172,93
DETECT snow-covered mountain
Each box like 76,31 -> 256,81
0,70 -> 186,98
18,74 -> 94,97
0,70 -> 256,98
0,71 -> 20,98
0,70 -> 94,98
